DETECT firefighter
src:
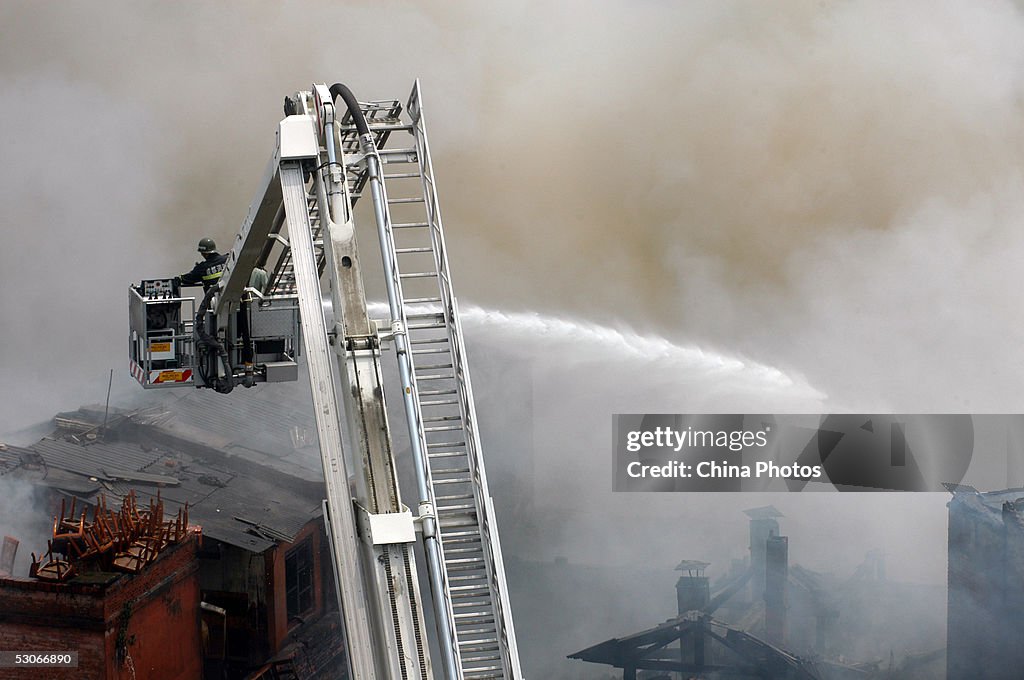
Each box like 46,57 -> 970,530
176,237 -> 227,291
248,266 -> 269,295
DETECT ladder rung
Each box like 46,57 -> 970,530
346,122 -> 413,132
417,362 -> 453,370
444,537 -> 482,546
436,466 -> 471,474
379,146 -> 418,156
449,574 -> 488,584
434,477 -> 472,485
404,296 -> 442,304
428,451 -> 467,459
421,398 -> 459,406
437,493 -> 475,502
417,387 -> 458,395
462,666 -> 503,676
438,503 -> 477,513
450,584 -> 489,593
454,614 -> 495,624
388,196 -> 425,204
444,529 -> 481,539
454,604 -> 495,613
425,424 -> 463,432
396,246 -> 433,253
460,644 -> 500,655
400,271 -> 438,279
456,625 -> 499,636
384,172 -> 422,179
427,441 -> 466,449
424,415 -> 461,423
439,514 -> 478,527
418,373 -> 455,381
460,641 -> 500,649
392,221 -> 430,229
412,348 -> 450,356
410,337 -> 450,345
446,546 -> 484,556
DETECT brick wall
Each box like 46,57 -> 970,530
0,534 -> 202,680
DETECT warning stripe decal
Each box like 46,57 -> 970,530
129,360 -> 146,385
150,369 -> 193,384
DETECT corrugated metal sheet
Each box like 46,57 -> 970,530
31,438 -> 162,480
19,434 -> 322,552
0,445 -> 32,474
163,381 -> 319,457
12,390 -> 328,553
121,485 -> 279,553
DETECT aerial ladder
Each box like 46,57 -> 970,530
128,82 -> 522,680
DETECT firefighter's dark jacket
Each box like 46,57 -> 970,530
178,252 -> 227,290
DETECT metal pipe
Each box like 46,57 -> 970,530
323,106 -> 348,228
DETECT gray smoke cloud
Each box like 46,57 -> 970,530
0,477 -> 51,577
2,0 -> 1021,675
3,0 -> 1023,421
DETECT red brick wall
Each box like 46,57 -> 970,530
0,534 -> 202,680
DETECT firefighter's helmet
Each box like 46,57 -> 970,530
197,237 -> 217,254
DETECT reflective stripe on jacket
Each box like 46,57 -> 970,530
179,253 -> 227,290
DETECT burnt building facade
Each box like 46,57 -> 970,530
947,488 -> 1024,680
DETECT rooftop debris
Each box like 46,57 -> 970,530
28,490 -> 193,582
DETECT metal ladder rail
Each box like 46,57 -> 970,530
387,82 -> 521,680
373,101 -> 511,680
408,82 -> 522,680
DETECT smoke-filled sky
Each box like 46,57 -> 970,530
3,0 -> 1024,421
2,0 -> 1024,673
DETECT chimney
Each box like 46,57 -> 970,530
765,534 -> 788,647
675,560 -> 711,669
745,505 -> 783,599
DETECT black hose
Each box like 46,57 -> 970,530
194,286 -> 234,394
329,83 -> 369,136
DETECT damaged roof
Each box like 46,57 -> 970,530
4,409 -> 326,553
135,381 -> 325,484
948,486 -> 1024,527
568,615 -> 825,679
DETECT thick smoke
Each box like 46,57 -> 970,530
2,0 -> 1022,422
0,477 -> 51,577
446,0 -> 1024,413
